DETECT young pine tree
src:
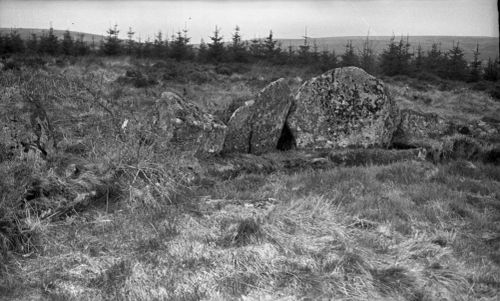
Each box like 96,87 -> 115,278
6,31 -> 25,54
153,30 -> 165,58
228,26 -> 248,62
311,40 -> 320,64
298,32 -> 311,64
26,33 -> 39,54
169,30 -> 193,61
413,44 -> 424,73
39,27 -> 59,55
103,24 -> 121,55
379,36 -> 412,76
249,38 -> 264,60
483,57 -> 499,81
286,43 -> 295,64
469,43 -> 482,82
135,36 -> 144,57
264,30 -> 278,61
340,40 -> 359,67
319,49 -> 338,72
424,43 -> 445,77
197,38 -> 209,63
61,30 -> 74,55
445,41 -> 468,80
207,26 -> 226,62
126,27 -> 136,55
142,37 -> 153,58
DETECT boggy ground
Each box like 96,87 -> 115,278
1,56 -> 500,300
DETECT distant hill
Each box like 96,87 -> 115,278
278,36 -> 499,62
0,28 -> 106,44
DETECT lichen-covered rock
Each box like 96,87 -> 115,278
151,91 -> 227,157
250,79 -> 293,154
223,79 -> 293,154
223,102 -> 254,153
392,109 -> 455,149
288,67 -> 399,149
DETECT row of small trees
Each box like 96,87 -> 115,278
377,37 -> 499,82
1,25 -> 499,82
0,28 -> 91,56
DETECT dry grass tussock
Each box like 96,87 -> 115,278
0,57 -> 499,300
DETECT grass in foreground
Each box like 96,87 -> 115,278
2,159 -> 499,300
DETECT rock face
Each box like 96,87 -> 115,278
392,109 -> 454,149
392,109 -> 500,163
223,79 -> 293,154
151,91 -> 227,157
250,79 -> 294,154
288,67 -> 399,149
223,102 -> 254,153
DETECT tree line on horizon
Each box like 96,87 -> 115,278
0,25 -> 499,83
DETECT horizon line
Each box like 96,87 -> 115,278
1,27 -> 499,40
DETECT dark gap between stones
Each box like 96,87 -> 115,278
277,122 -> 296,151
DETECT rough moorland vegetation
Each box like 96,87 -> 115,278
1,25 -> 500,97
0,49 -> 500,301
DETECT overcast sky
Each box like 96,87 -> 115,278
0,0 -> 498,41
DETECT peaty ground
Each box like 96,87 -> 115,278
1,56 -> 500,300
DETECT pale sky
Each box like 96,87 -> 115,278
0,0 -> 498,42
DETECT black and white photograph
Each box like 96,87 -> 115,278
0,0 -> 499,299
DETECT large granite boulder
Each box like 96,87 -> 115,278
223,79 -> 293,154
150,91 -> 227,157
288,67 -> 399,149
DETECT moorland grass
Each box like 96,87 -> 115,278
1,56 -> 499,300
12,160 -> 494,300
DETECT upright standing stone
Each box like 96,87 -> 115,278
223,101 -> 254,153
250,78 -> 294,154
223,79 -> 294,154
